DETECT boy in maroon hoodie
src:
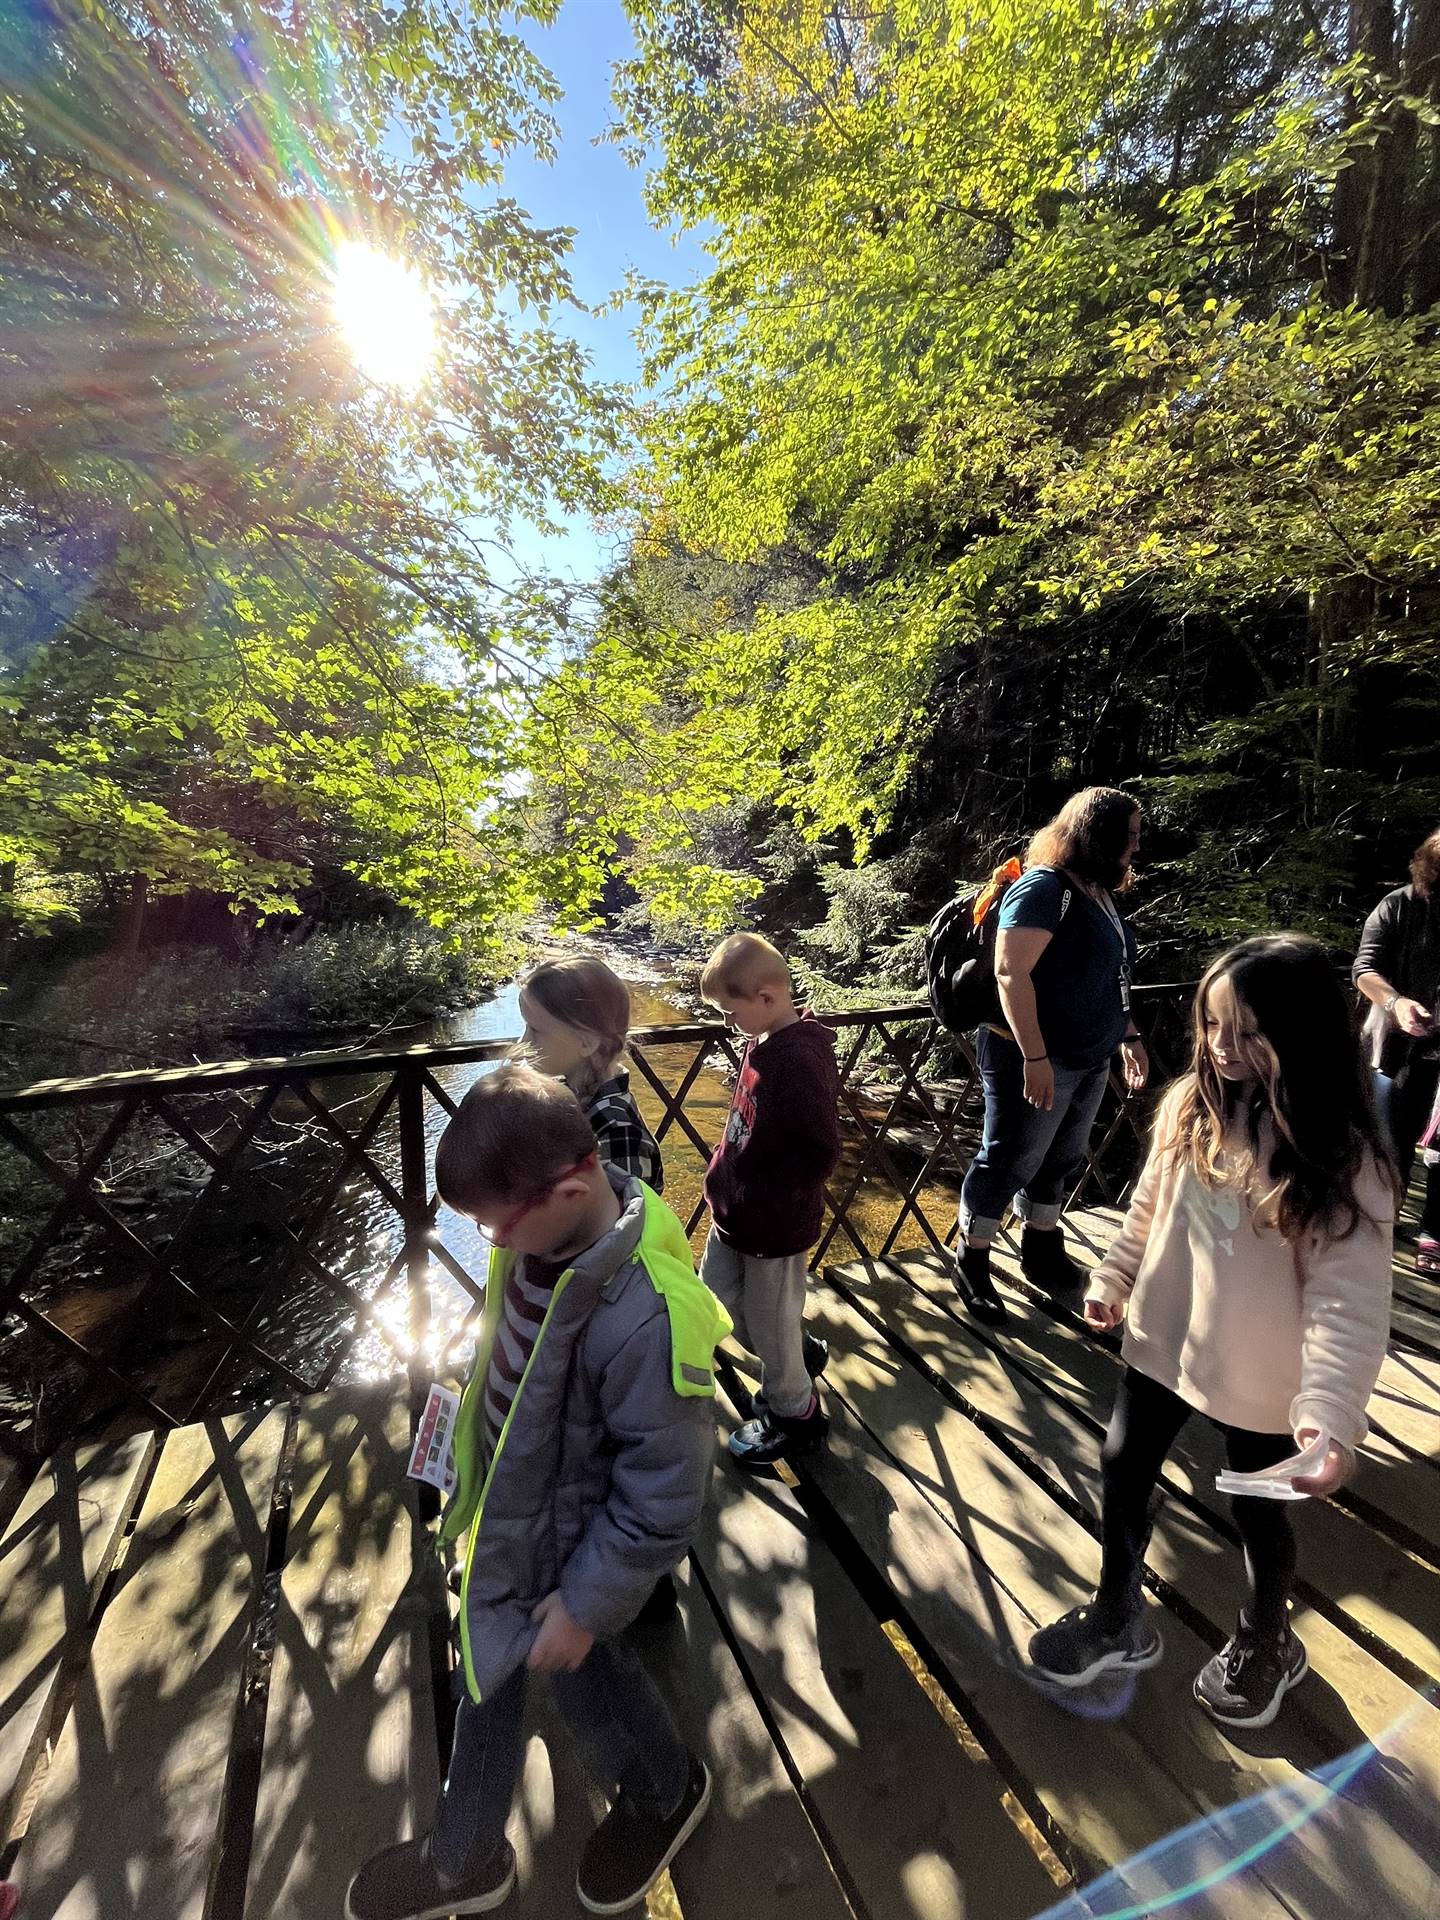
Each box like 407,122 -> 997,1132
699,933 -> 842,1466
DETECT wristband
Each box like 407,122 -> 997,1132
1025,1052 -> 1049,1063
1383,993 -> 1399,1016
1123,1031 -> 1142,1043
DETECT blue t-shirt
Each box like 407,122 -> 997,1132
997,867 -> 1138,1069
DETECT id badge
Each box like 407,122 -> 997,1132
407,1381 -> 459,1495
1119,970 -> 1132,1013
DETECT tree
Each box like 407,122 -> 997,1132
1,0 -> 623,951
576,0 -> 1440,959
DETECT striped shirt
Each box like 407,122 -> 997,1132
484,1256 -> 566,1450
585,1072 -> 664,1193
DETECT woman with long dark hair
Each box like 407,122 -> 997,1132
1353,827 -> 1440,1274
1029,935 -> 1395,1728
954,788 -> 1149,1322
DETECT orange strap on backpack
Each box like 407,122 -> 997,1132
972,857 -> 1023,926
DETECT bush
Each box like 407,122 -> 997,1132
14,947 -> 247,1071
253,921 -> 490,1031
799,856 -> 924,979
1,921 -> 495,1091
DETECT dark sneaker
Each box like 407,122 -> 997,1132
1019,1226 -> 1084,1291
753,1331 -> 830,1416
1194,1622 -> 1308,1729
1028,1604 -> 1163,1687
728,1399 -> 829,1468
577,1754 -> 712,1914
346,1835 -> 515,1920
634,1571 -> 679,1627
953,1243 -> 1008,1324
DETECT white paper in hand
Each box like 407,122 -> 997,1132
1215,1428 -> 1330,1502
407,1382 -> 460,1496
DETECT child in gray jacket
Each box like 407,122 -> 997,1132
346,1066 -> 729,1920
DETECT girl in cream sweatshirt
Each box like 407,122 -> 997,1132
1029,935 -> 1396,1730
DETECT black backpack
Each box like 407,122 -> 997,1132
924,863 -> 1070,1034
925,890 -> 1005,1034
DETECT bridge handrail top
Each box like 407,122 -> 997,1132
0,982 -> 1195,1110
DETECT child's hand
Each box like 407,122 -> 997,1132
527,1591 -> 595,1673
1083,1295 -> 1124,1332
1290,1427 -> 1353,1498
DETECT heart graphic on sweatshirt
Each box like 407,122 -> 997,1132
1211,1185 -> 1243,1258
1184,1176 -> 1244,1258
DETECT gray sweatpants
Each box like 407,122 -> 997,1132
700,1228 -> 812,1418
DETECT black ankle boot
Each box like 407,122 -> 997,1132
952,1243 -> 1008,1324
1020,1226 -> 1084,1291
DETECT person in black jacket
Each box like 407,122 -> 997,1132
1353,827 -> 1440,1273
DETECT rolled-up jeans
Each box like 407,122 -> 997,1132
958,1025 -> 1112,1242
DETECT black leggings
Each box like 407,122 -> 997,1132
1096,1367 -> 1298,1638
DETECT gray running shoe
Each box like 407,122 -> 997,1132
1194,1621 -> 1308,1729
1028,1603 -> 1163,1687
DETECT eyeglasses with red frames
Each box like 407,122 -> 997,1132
491,1151 -> 596,1246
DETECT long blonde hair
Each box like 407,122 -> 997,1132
1168,936 -> 1396,1243
520,956 -> 631,1100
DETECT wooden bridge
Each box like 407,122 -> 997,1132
1,1003 -> 1437,1917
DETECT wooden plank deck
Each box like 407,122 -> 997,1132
800,1205 -> 1440,1919
0,1433 -> 155,1843
16,1411 -> 286,1919
0,1202 -> 1435,1918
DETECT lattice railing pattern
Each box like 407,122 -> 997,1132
0,986 -> 1193,1458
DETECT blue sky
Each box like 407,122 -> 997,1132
499,0 -> 711,584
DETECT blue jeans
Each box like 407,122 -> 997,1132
959,1026 -> 1112,1241
1374,1062 -> 1440,1238
430,1635 -> 690,1883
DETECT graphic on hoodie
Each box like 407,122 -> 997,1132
704,1011 -> 842,1258
723,1073 -> 756,1156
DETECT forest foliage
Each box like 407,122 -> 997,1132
532,0 -> 1440,977
1,0 -> 629,965
4,0 -> 1439,1007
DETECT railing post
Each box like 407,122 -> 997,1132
397,1063 -> 431,1414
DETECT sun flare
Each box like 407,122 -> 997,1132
332,242 -> 436,392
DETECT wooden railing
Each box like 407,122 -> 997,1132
0,985 -> 1195,1459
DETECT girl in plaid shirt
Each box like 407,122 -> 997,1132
519,957 -> 664,1192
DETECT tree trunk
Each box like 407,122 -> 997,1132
1334,0 -> 1440,308
1403,0 -> 1440,309
1307,577 -> 1371,826
119,873 -> 149,959
1309,0 -> 1436,831
1331,0 -> 1394,303
0,860 -> 16,977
